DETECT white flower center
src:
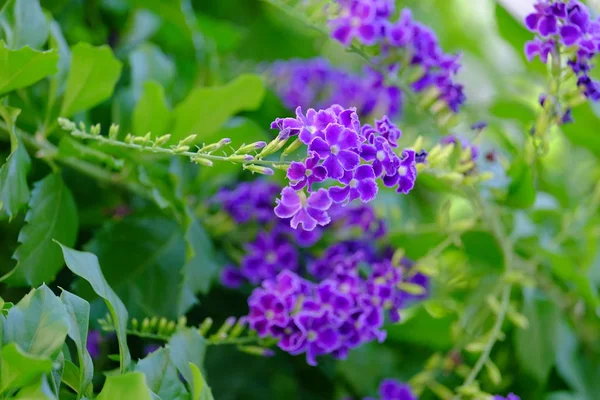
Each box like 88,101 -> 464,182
305,169 -> 312,177
376,150 -> 386,161
331,144 -> 340,155
398,165 -> 408,176
349,178 -> 359,188
307,330 -> 318,342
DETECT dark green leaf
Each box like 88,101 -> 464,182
57,244 -> 131,372
0,139 -> 29,220
4,174 -> 78,286
0,43 -> 59,95
96,372 -> 153,400
136,347 -> 188,400
515,290 -> 559,384
4,285 -> 69,358
168,328 -> 207,387
386,307 -> 455,350
60,43 -> 123,117
59,290 -> 93,397
0,343 -> 52,394
172,74 -> 265,141
132,80 -> 171,136
0,0 -> 49,49
84,215 -> 189,319
48,20 -> 71,99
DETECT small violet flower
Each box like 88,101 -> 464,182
274,187 -> 332,231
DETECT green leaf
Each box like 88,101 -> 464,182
545,252 -> 600,309
4,285 -> 69,359
132,80 -> 171,136
84,215 -> 189,319
0,0 -> 49,49
386,307 -> 455,350
0,343 -> 52,394
189,363 -> 214,400
171,74 -> 265,141
515,290 -> 559,384
60,360 -> 80,394
129,43 -> 175,99
505,158 -> 536,208
59,290 -> 93,397
13,375 -> 57,400
136,347 -> 188,400
3,174 -> 78,286
178,218 -> 218,315
96,372 -> 153,400
48,20 -> 71,99
0,42 -> 59,95
60,43 -> 123,117
168,328 -> 207,387
56,244 -> 131,372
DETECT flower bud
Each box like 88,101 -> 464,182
227,154 -> 254,163
90,123 -> 101,136
237,345 -> 275,357
154,134 -> 171,147
178,134 -> 198,146
199,318 -> 213,336
237,141 -> 267,153
193,157 -> 214,167
58,117 -> 76,131
243,164 -> 274,175
282,138 -> 303,156
108,124 -> 120,139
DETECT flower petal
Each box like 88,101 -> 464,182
307,188 -> 332,210
323,155 -> 345,179
287,161 -> 306,181
354,164 -> 376,180
329,186 -> 351,203
291,208 -> 318,231
357,179 -> 378,202
337,150 -> 360,171
309,137 -> 331,158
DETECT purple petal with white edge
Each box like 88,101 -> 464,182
287,161 -> 306,181
338,129 -> 360,150
360,144 -> 377,161
312,165 -> 327,181
315,110 -> 337,129
280,187 -> 301,207
357,179 -> 378,202
538,15 -> 558,37
306,208 -> 331,227
560,24 -> 582,46
337,150 -> 360,171
291,208 -> 318,231
307,188 -> 332,211
354,164 -> 376,180
329,186 -> 351,203
309,137 -> 331,158
524,40 -> 540,61
323,155 -> 345,179
524,13 -> 540,31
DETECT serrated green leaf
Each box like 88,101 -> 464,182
133,80 -> 171,136
4,285 -> 69,358
96,372 -> 153,400
0,0 -> 49,49
515,291 -> 559,384
60,43 -> 123,117
0,343 -> 53,394
171,74 -> 265,141
56,244 -> 131,372
168,328 -> 206,387
136,347 -> 188,400
0,42 -> 59,95
189,363 -> 214,400
84,215 -> 189,319
4,174 -> 78,286
59,291 -> 93,397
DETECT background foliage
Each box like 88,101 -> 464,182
0,0 -> 599,399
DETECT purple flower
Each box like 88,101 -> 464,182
274,187 -> 332,231
241,232 -> 298,284
213,181 -> 279,224
494,394 -> 520,400
287,152 -> 327,191
221,266 -> 245,289
329,165 -> 379,204
378,379 -> 417,400
382,149 -> 417,194
524,37 -> 555,62
295,311 -> 341,366
271,106 -> 336,144
360,136 -> 398,178
330,0 -> 379,46
309,123 -> 361,179
87,330 -> 102,359
248,291 -> 290,336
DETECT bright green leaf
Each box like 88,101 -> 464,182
59,291 -> 93,397
56,244 -> 131,372
168,328 -> 206,387
515,290 -> 559,384
4,285 -> 69,358
171,74 -> 265,141
60,43 -> 123,117
136,347 -> 188,400
13,375 -> 57,400
96,372 -> 153,400
189,363 -> 214,400
0,42 -> 59,95
0,343 -> 52,394
48,20 -> 71,99
0,137 -> 30,220
4,174 -> 78,286
132,80 -> 171,136
0,0 -> 49,49
505,158 -> 536,209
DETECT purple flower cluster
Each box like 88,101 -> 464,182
270,58 -> 401,118
247,249 -> 428,365
364,379 -> 417,400
272,105 -> 417,231
525,0 -> 600,100
212,181 -> 280,224
493,394 -> 520,400
328,2 -> 465,113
